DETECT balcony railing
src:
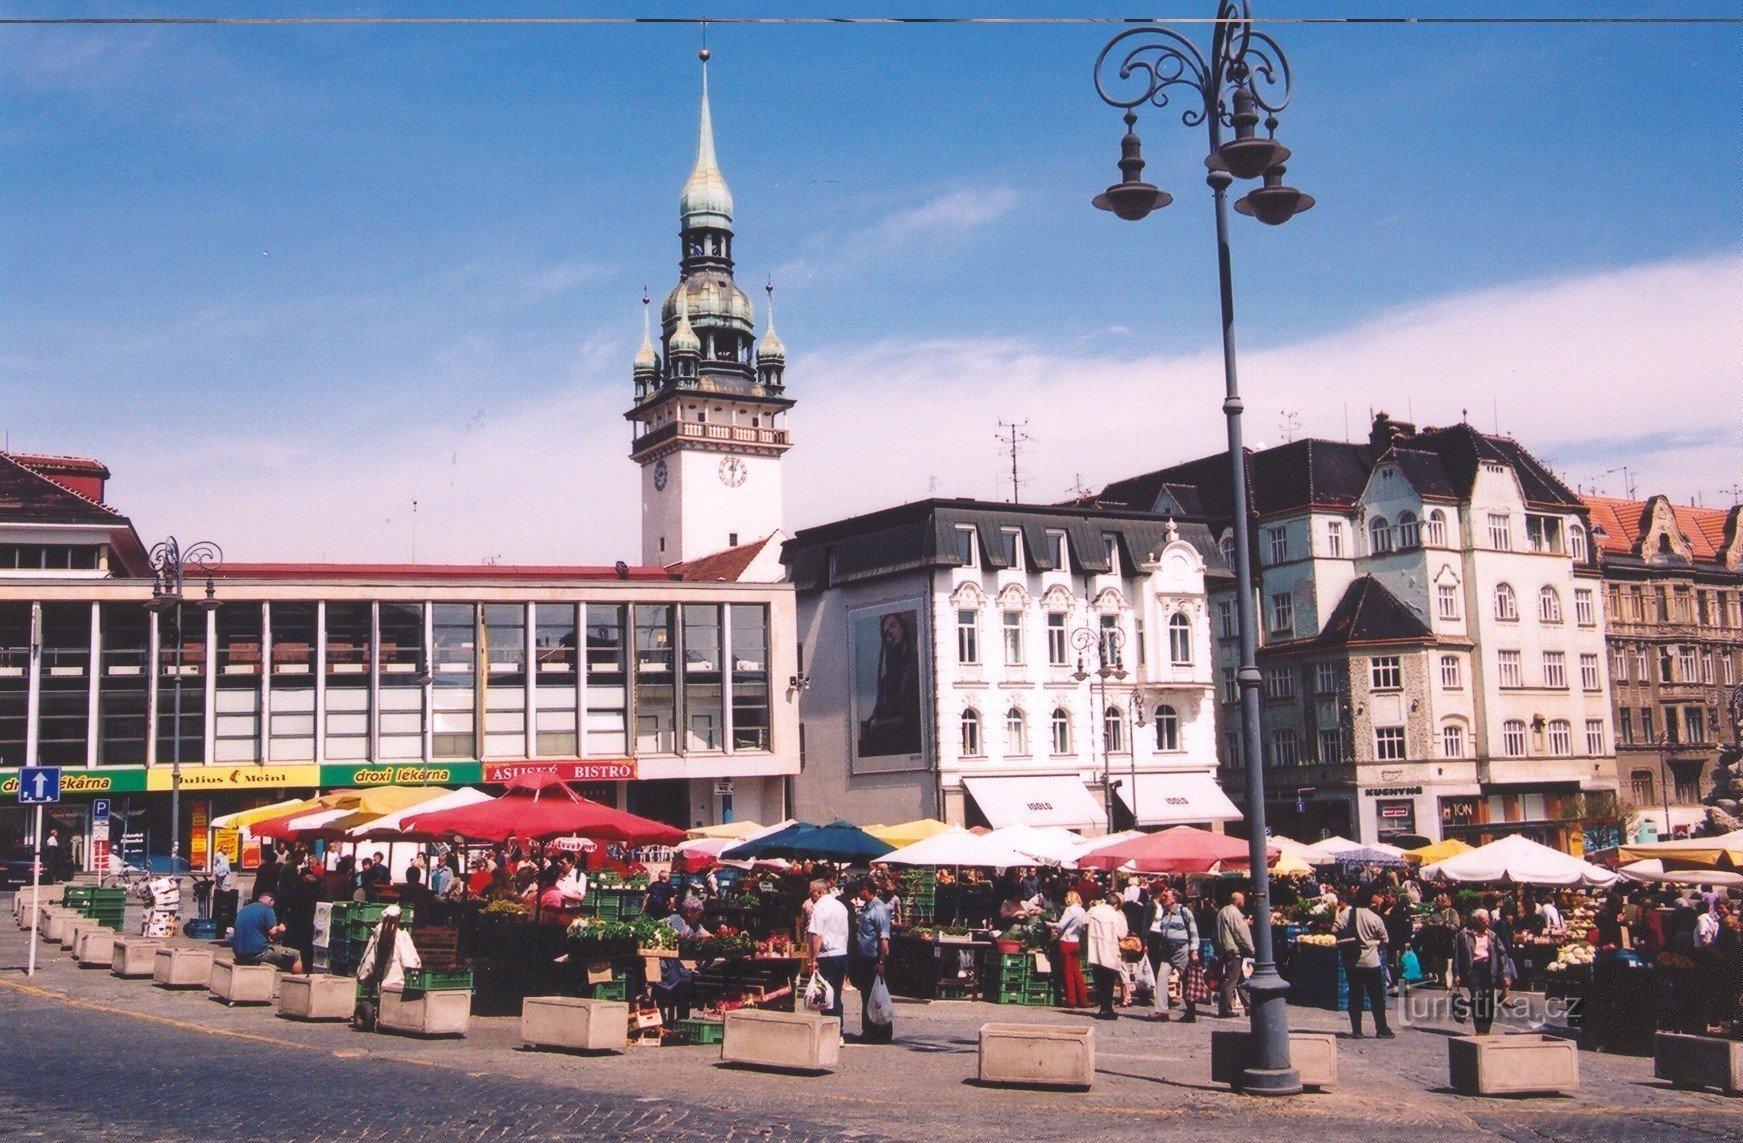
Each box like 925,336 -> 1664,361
632,422 -> 790,452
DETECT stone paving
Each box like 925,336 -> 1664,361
3,894 -> 1740,1141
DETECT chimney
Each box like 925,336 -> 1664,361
1368,412 -> 1416,452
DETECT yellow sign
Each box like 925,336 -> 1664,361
213,828 -> 240,866
189,801 -> 210,869
146,765 -> 321,792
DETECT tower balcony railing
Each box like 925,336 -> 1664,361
632,421 -> 790,452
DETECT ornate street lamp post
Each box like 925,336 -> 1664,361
146,537 -> 223,873
1071,620 -> 1128,833
1091,0 -> 1313,1096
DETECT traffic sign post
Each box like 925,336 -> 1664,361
92,798 -> 111,824
16,768 -> 60,979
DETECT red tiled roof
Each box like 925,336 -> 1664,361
1581,494 -> 1727,561
669,535 -> 777,582
0,453 -> 121,524
215,563 -> 675,582
8,454 -> 111,480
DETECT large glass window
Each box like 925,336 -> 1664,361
1006,707 -> 1027,755
960,708 -> 982,756
730,605 -> 770,751
1168,613 -> 1192,664
1369,656 -> 1402,690
1047,613 -> 1068,666
1002,610 -> 1025,666
377,603 -> 425,761
634,604 -> 676,753
1498,649 -> 1523,688
1374,726 -> 1407,761
1154,704 -> 1179,751
534,603 -> 579,756
1494,583 -> 1518,620
3,606 -> 38,764
156,603 -> 208,766
430,603 -> 476,760
585,604 -> 628,755
213,602 -> 264,763
482,604 -> 526,758
1502,719 -> 1528,757
682,604 -> 724,752
322,602 -> 372,761
1050,707 -> 1071,754
98,603 -> 151,766
956,610 -> 980,665
37,603 -> 92,767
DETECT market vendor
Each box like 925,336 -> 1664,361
357,904 -> 420,991
642,869 -> 677,919
232,890 -> 303,974
555,853 -> 589,906
666,901 -> 711,940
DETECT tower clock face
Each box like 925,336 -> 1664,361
652,459 -> 669,492
718,455 -> 748,488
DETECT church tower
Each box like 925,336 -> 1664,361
628,51 -> 793,568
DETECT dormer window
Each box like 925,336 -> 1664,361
1045,529 -> 1068,571
954,525 -> 978,568
999,527 -> 1022,569
1102,533 -> 1120,575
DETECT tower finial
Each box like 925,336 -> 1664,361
757,277 -> 786,372
680,44 -> 732,229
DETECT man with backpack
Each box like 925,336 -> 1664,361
1147,884 -> 1199,1022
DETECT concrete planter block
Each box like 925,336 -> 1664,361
40,909 -> 75,942
1655,1032 -> 1743,1096
75,928 -> 116,968
521,996 -> 629,1054
1448,1034 -> 1579,1096
61,920 -> 96,952
209,959 -> 277,1006
720,1010 -> 841,1074
377,985 -> 471,1037
112,938 -> 162,977
977,1022 -> 1096,1090
278,974 -> 356,1021
153,946 -> 215,989
1210,1030 -> 1337,1091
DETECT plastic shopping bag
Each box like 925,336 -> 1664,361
804,969 -> 833,1012
866,974 -> 895,1026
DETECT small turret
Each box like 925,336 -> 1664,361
632,293 -> 660,398
756,281 -> 786,389
668,289 -> 700,381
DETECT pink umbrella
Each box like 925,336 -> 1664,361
401,773 -> 684,846
1076,826 -> 1276,874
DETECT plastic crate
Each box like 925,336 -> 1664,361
676,1017 -> 725,1044
403,967 -> 472,993
587,979 -> 628,1001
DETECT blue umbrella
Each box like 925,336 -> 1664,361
725,820 -> 893,863
719,821 -> 815,862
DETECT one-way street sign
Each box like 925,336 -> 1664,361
17,766 -> 61,805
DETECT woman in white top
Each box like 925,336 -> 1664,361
1084,893 -> 1129,1020
1052,891 -> 1090,1008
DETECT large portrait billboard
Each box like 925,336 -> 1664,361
849,602 -> 927,773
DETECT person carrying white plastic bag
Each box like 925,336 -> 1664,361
848,877 -> 895,1043
803,968 -> 834,1012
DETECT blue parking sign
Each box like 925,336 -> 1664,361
92,798 -> 111,824
17,767 -> 61,805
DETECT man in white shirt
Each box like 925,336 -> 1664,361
1537,898 -> 1563,932
554,854 -> 589,905
806,878 -> 850,1022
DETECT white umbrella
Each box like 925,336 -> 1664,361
346,786 -> 492,839
880,827 -> 1034,869
1619,859 -> 1743,889
1268,835 -> 1335,865
1421,834 -> 1617,887
984,824 -> 1093,866
1307,835 -> 1406,860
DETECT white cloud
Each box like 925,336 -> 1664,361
776,185 -> 1020,284
95,248 -> 1742,564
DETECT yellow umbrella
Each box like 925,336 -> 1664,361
1270,851 -> 1316,877
1407,838 -> 1475,864
1617,829 -> 1743,869
209,798 -> 322,831
869,818 -> 952,848
319,786 -> 456,836
685,820 -> 767,841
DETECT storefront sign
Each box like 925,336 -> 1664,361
147,765 -> 321,792
189,801 -> 209,869
482,760 -> 637,784
0,768 -> 149,796
1363,785 -> 1423,798
1375,799 -> 1417,837
213,828 -> 240,866
1440,797 -> 1483,828
320,762 -> 483,787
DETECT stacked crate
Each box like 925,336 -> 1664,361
989,952 -> 1053,1006
903,870 -> 936,925
401,967 -> 473,995
329,902 -> 414,975
81,888 -> 128,932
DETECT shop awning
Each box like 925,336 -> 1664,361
1110,771 -> 1242,827
963,775 -> 1104,831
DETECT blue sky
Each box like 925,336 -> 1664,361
3,4 -> 1740,562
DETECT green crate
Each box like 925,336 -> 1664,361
676,1017 -> 725,1044
403,967 -> 472,993
587,979 -> 628,1002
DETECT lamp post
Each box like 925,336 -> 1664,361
146,537 -> 223,873
1071,620 -> 1128,833
1091,0 -> 1312,1095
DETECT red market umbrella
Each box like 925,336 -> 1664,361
1076,825 -> 1275,874
400,773 -> 684,846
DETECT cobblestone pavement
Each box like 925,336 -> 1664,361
4,898 -> 1740,1142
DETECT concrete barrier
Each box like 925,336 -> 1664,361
377,985 -> 471,1037
1448,1034 -> 1579,1096
40,908 -> 75,943
112,938 -> 162,977
209,959 -> 277,1006
1210,1030 -> 1337,1091
74,927 -> 117,968
278,974 -> 356,1022
977,1022 -> 1095,1090
1655,1032 -> 1743,1096
60,919 -> 97,953
521,996 -> 629,1054
720,1010 -> 841,1074
153,946 -> 215,989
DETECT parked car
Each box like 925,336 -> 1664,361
0,844 -> 53,890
